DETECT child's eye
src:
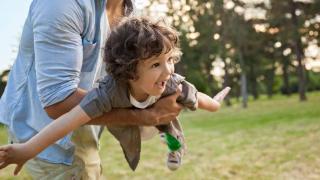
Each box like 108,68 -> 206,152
151,63 -> 160,68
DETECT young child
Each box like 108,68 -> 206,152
0,17 -> 230,175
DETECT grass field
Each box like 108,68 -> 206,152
0,92 -> 319,179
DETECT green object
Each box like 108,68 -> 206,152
164,133 -> 181,152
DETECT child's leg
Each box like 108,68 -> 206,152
156,123 -> 181,151
155,119 -> 186,152
156,119 -> 186,171
171,118 -> 186,155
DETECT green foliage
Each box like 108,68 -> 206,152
307,71 -> 320,91
185,70 -> 211,95
161,0 -> 319,101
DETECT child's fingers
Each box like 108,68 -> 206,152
220,87 -> 231,98
0,151 -> 8,161
213,87 -> 231,102
14,164 -> 23,176
0,145 -> 9,152
0,146 -> 9,162
0,162 -> 9,170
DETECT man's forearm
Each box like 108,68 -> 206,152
88,108 -> 154,126
45,87 -> 182,126
89,90 -> 184,126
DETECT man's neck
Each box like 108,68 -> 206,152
106,0 -> 125,28
106,0 -> 124,11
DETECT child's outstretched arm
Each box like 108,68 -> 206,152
197,87 -> 231,112
0,105 -> 90,175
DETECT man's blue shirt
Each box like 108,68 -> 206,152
0,0 -> 108,165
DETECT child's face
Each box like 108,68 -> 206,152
129,50 -> 176,101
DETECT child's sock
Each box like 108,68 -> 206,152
163,132 -> 181,151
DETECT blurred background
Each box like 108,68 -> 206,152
0,0 -> 319,179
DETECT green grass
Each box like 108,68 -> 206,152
0,92 -> 320,179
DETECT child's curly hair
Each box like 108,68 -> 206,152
104,17 -> 181,82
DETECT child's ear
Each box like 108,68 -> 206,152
132,74 -> 139,81
129,75 -> 139,82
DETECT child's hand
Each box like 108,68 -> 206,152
0,143 -> 31,176
213,87 -> 231,103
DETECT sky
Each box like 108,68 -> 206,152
0,0 -> 33,73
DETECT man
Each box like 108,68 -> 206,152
0,0 -> 182,179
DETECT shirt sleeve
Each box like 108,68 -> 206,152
178,80 -> 198,111
79,76 -> 114,119
31,0 -> 84,108
166,73 -> 198,111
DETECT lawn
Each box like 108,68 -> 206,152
0,92 -> 319,179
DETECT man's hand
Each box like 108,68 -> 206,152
0,144 -> 31,176
213,87 -> 231,103
147,90 -> 183,126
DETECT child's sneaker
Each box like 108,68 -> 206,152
167,150 -> 182,171
160,130 -> 186,171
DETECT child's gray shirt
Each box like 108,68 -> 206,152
79,73 -> 198,170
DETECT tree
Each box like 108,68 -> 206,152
267,0 -> 320,101
0,70 -> 10,97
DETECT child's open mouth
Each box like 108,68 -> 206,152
155,81 -> 166,89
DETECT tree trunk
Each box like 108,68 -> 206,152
249,63 -> 259,100
219,1 -> 232,106
240,73 -> 248,108
282,58 -> 291,96
206,63 -> 215,97
222,61 -> 232,106
290,0 -> 307,101
239,52 -> 248,108
266,68 -> 275,99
